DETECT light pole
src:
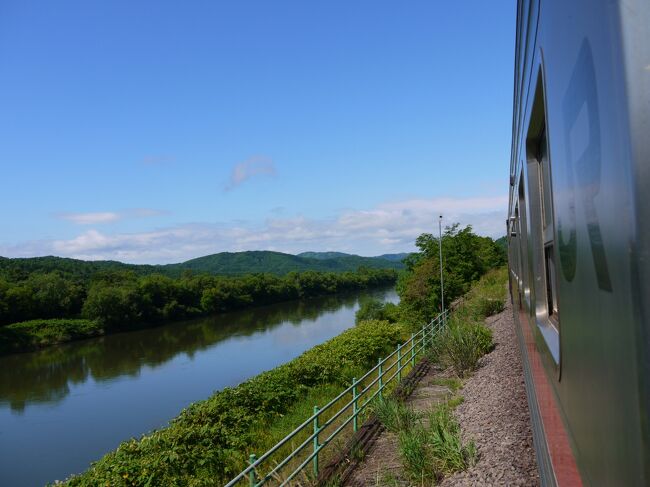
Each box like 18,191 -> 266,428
438,215 -> 444,318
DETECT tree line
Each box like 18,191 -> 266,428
0,268 -> 397,330
355,224 -> 506,326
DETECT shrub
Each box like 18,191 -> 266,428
476,297 -> 505,317
438,322 -> 493,377
355,299 -> 400,324
373,396 -> 419,433
0,319 -> 102,354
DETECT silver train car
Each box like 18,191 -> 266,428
507,1 -> 650,485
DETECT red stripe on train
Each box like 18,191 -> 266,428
518,308 -> 583,486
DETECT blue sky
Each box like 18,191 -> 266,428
0,1 -> 515,263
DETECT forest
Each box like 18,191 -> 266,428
0,267 -> 397,354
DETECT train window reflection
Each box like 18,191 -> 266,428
537,128 -> 559,329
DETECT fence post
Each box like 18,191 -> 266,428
411,333 -> 416,367
313,405 -> 319,477
352,377 -> 359,432
248,453 -> 256,487
378,357 -> 384,398
397,343 -> 402,381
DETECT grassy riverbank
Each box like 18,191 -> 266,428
63,319 -> 405,486
0,318 -> 103,355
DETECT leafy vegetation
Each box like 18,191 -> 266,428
0,266 -> 396,353
355,298 -> 400,324
430,268 -> 506,377
0,250 -> 403,283
372,395 -> 476,484
373,396 -> 420,433
397,224 -> 506,326
0,319 -> 102,355
64,319 -> 403,486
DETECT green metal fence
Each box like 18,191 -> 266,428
224,309 -> 449,487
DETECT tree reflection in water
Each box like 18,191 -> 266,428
0,289 -> 388,412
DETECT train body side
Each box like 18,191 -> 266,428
508,1 -> 650,485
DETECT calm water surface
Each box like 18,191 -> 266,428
0,287 -> 398,487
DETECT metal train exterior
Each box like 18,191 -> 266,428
507,1 -> 650,485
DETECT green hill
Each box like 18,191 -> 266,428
375,253 -> 411,262
0,250 -> 404,281
297,251 -> 352,260
170,251 -> 404,275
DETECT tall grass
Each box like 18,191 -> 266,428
372,396 -> 420,433
429,268 -> 507,377
372,396 -> 475,485
398,404 -> 476,484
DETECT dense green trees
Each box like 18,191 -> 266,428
397,224 -> 505,323
0,268 -> 397,333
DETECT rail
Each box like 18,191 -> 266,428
224,308 -> 449,487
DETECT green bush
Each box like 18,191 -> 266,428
0,319 -> 102,354
355,299 -> 400,324
476,297 -> 505,317
438,322 -> 493,377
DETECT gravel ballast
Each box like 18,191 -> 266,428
439,297 -> 539,486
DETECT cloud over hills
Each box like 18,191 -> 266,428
2,195 -> 507,264
54,208 -> 169,225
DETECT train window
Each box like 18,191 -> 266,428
517,173 -> 530,306
536,128 -> 559,327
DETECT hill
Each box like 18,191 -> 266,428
169,251 -> 404,275
298,251 -> 411,264
375,253 -> 411,262
0,250 -> 404,281
297,251 -> 352,260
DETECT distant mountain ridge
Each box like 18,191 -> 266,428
0,250 -> 406,280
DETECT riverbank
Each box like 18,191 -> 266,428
0,318 -> 103,355
0,269 -> 397,356
62,317 -> 408,486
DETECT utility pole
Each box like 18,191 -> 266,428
438,215 -> 444,315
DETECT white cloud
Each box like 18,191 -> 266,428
141,155 -> 175,166
55,208 -> 168,225
56,212 -> 121,225
225,156 -> 276,191
2,195 -> 507,263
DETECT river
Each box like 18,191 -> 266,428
0,286 -> 398,486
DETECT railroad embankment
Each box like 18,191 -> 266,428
340,268 -> 539,486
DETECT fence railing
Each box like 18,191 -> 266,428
224,309 -> 449,487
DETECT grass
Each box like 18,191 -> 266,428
372,396 -> 420,433
0,319 -> 103,355
368,269 -> 508,485
429,268 -> 507,377
372,396 -> 476,485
